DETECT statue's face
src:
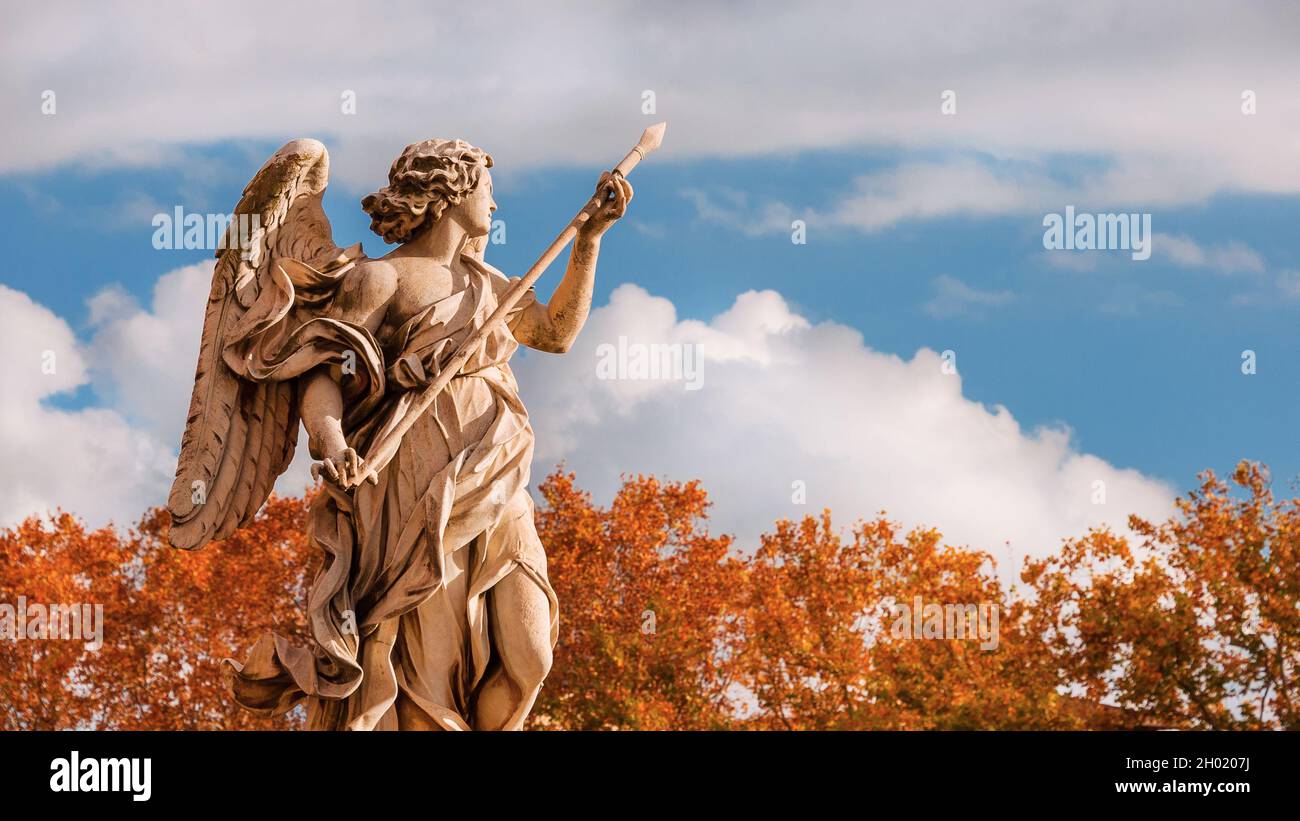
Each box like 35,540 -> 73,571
449,167 -> 496,237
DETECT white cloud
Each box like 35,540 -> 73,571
5,0 -> 1300,212
84,262 -> 211,445
922,274 -> 1016,319
517,284 -> 1175,576
1272,270 -> 1300,300
681,188 -> 799,237
0,262 -> 318,531
834,160 -> 1066,232
681,160 -> 1061,236
1,269 -> 1175,575
0,285 -> 176,527
683,157 -> 1265,236
1155,233 -> 1265,274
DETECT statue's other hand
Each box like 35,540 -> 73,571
311,447 -> 375,488
579,171 -> 633,239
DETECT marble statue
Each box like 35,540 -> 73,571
166,124 -> 664,729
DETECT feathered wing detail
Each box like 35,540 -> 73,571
168,139 -> 348,551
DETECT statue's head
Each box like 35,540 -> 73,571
361,138 -> 495,244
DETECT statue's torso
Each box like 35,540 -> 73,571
330,252 -> 527,381
375,255 -> 471,341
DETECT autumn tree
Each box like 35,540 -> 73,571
0,513 -> 141,729
122,497 -> 315,729
1024,461 -> 1300,730
0,495 -> 313,729
532,470 -> 746,729
739,512 -> 1070,729
2,462 -> 1297,730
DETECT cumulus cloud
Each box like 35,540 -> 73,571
0,262 -> 317,531
0,269 -> 1175,576
517,284 -> 1175,575
84,262 -> 211,446
0,285 -> 175,527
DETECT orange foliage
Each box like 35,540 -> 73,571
1,462 -> 1296,730
740,513 -> 1069,729
0,497 -> 313,729
1024,462 -> 1300,729
533,471 -> 745,729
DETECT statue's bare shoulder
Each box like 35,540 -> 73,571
337,253 -> 489,339
333,257 -> 399,334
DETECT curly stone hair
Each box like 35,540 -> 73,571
361,138 -> 493,244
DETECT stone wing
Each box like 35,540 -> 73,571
167,139 -> 346,550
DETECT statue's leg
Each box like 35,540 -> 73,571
472,565 -> 553,730
392,543 -> 474,730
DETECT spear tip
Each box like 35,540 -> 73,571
639,121 -> 667,153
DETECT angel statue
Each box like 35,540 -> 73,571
166,130 -> 650,730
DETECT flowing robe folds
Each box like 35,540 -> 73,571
222,245 -> 558,730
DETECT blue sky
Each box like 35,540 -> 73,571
3,1 -> 1299,559
4,142 -> 1296,493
